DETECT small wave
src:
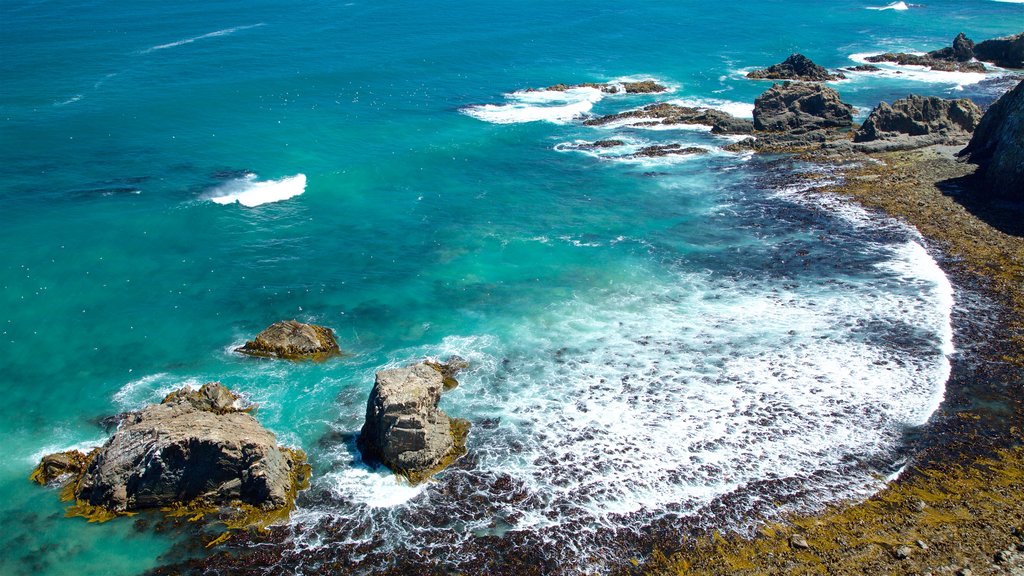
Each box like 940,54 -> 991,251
323,465 -> 425,508
114,372 -> 204,409
55,94 -> 83,106
141,23 -> 265,54
846,52 -> 994,88
866,1 -> 910,10
462,87 -> 604,125
206,173 -> 307,207
667,97 -> 754,119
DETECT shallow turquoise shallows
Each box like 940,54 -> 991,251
2,0 -> 1022,573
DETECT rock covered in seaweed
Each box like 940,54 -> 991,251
853,95 -> 983,151
33,383 -> 310,516
746,53 -> 846,82
959,79 -> 1024,199
358,362 -> 469,483
236,319 -> 340,361
752,82 -> 854,132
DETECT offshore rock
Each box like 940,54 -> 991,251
974,32 -> 1024,69
753,82 -> 854,132
358,362 -> 469,483
747,53 -> 846,82
853,95 -> 982,152
534,80 -> 668,94
34,383 -> 309,514
236,319 -> 340,361
959,79 -> 1024,199
864,51 -> 987,73
630,144 -> 709,158
927,33 -> 976,62
584,102 -> 754,134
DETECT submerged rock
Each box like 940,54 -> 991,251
959,79 -> 1024,199
974,32 -> 1024,69
853,95 -> 982,151
358,362 -> 469,483
584,102 -> 754,134
752,82 -> 854,132
236,319 -> 340,361
32,383 -> 310,517
747,53 -> 846,82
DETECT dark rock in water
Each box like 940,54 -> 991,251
620,80 -> 668,93
585,103 -> 753,135
846,64 -> 882,72
974,32 -> 1024,69
630,144 -> 709,158
928,33 -> 976,62
424,355 -> 470,390
959,79 -> 1024,199
592,139 -> 625,148
236,319 -> 340,361
753,82 -> 854,132
358,362 -> 469,483
865,51 -> 987,73
532,79 -> 668,94
853,95 -> 982,151
30,451 -> 90,485
746,53 -> 846,82
33,383 -> 310,515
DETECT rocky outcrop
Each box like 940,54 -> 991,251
534,80 -> 668,94
32,383 -> 310,517
974,32 -> 1024,69
864,51 -> 986,73
358,363 -> 469,483
959,79 -> 1024,198
424,355 -> 470,390
753,82 -> 854,132
630,144 -> 709,158
747,54 -> 846,82
928,32 -> 976,62
584,103 -> 754,135
853,95 -> 983,152
236,320 -> 340,361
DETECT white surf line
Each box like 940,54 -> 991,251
141,23 -> 266,54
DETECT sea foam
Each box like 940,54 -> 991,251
141,23 -> 266,54
206,173 -> 307,207
847,52 -> 994,88
867,1 -> 910,10
462,87 -> 605,125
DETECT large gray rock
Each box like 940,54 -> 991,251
35,383 -> 309,514
358,363 -> 468,483
960,79 -> 1024,199
974,32 -> 1024,69
753,82 -> 854,132
236,319 -> 340,361
853,95 -> 982,151
747,53 -> 845,82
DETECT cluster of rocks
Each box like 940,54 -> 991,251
532,79 -> 668,94
724,82 -> 856,152
583,102 -> 754,135
959,78 -> 1024,199
865,32 -> 1024,72
853,95 -> 983,152
747,53 -> 846,82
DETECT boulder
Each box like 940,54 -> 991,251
33,383 -> 310,515
752,82 -> 854,132
236,320 -> 340,361
585,103 -> 754,135
974,32 -> 1024,69
959,79 -> 1024,198
927,33 -> 976,62
747,53 -> 846,82
358,363 -> 469,483
853,95 -> 983,151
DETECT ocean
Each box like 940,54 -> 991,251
1,0 -> 1022,574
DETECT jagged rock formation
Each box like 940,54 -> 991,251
864,31 -> 1024,72
630,144 -> 709,158
959,79 -> 1024,198
928,32 -> 976,62
32,383 -> 310,516
747,54 -> 846,81
236,319 -> 340,361
853,95 -> 983,152
753,82 -> 854,132
358,362 -> 469,483
974,32 -> 1024,69
584,102 -> 754,134
534,80 -> 668,94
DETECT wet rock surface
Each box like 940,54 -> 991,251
236,319 -> 340,361
747,53 -> 846,81
532,79 -> 668,94
630,144 -> 709,158
973,32 -> 1024,69
584,102 -> 753,134
358,362 -> 469,483
853,95 -> 983,152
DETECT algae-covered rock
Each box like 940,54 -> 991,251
425,355 -> 470,390
33,383 -> 309,519
236,319 -> 340,361
358,362 -> 469,483
30,450 -> 91,485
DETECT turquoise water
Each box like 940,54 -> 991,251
1,1 -> 1022,573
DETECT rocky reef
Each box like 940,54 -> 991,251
746,53 -> 846,82
864,31 -> 1024,72
974,32 -> 1024,69
853,95 -> 982,152
32,383 -> 310,522
533,79 -> 668,94
630,144 -> 709,158
358,362 -> 469,484
752,81 -> 854,132
584,102 -> 754,135
236,319 -> 340,361
959,79 -> 1024,199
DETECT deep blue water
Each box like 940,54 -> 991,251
1,1 -> 1022,574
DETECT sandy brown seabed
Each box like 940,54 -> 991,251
628,147 -> 1024,576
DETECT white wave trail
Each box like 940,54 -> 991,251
867,1 -> 910,10
207,173 -> 307,207
846,52 -> 993,88
463,87 -> 604,125
141,23 -> 266,54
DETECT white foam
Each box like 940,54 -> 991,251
667,97 -> 755,119
323,466 -> 425,508
867,1 -> 910,10
141,23 -> 266,54
847,52 -> 994,88
113,372 -> 204,409
462,87 -> 604,125
207,173 -> 306,207
28,438 -> 107,465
